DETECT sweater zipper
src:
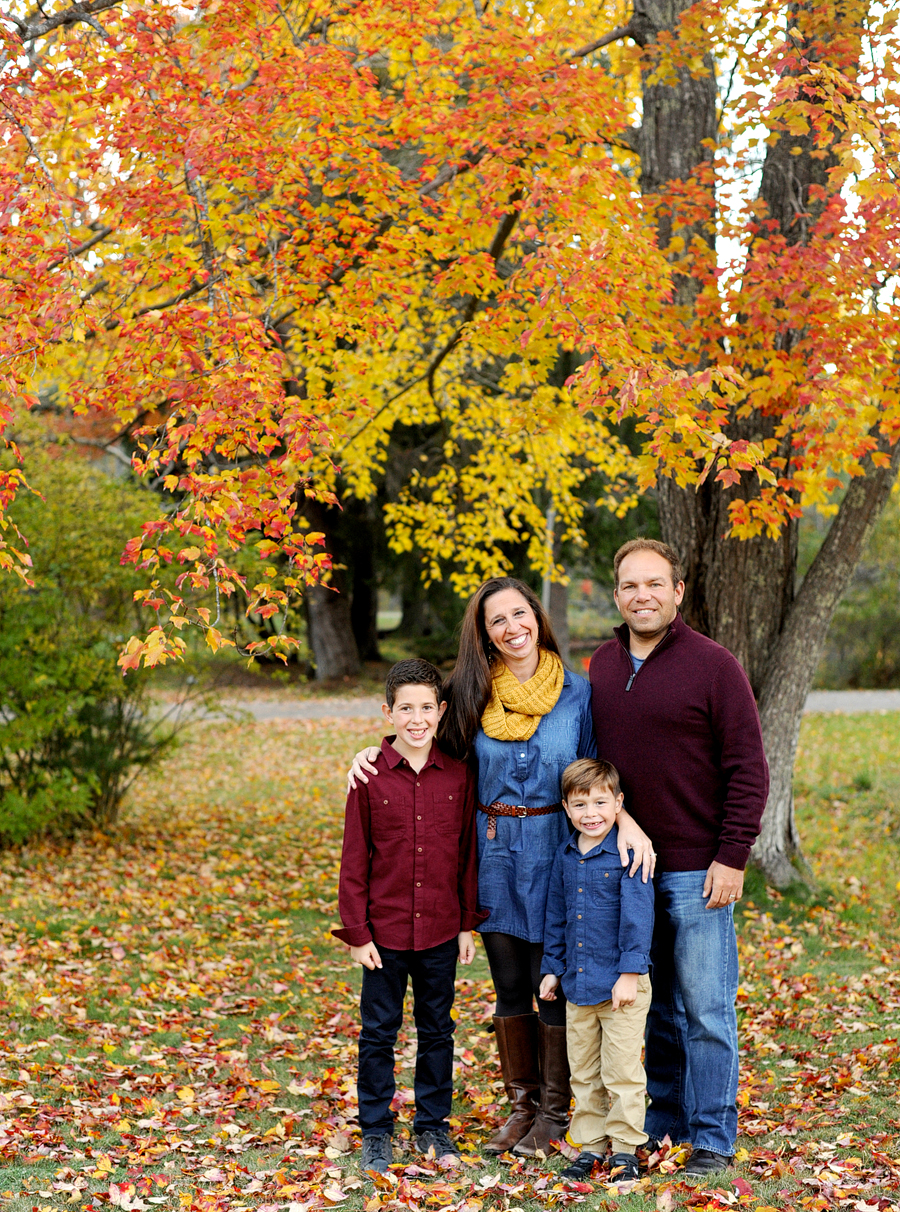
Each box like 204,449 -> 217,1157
618,625 -> 676,692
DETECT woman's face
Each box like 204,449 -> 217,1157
482,588 -> 540,668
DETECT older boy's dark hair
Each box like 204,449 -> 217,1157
385,658 -> 444,709
561,757 -> 621,801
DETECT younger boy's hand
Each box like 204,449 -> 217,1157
539,974 -> 560,1001
612,973 -> 638,1010
458,932 -> 476,964
350,942 -> 382,970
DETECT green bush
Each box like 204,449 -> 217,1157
0,451 -> 182,843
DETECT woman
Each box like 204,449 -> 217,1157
348,577 -> 653,1156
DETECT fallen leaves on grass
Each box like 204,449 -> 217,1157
0,717 -> 896,1212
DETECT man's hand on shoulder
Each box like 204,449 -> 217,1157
703,861 -> 744,909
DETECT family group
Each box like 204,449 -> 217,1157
332,538 -> 769,1184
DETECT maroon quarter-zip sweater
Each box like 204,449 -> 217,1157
589,613 -> 768,873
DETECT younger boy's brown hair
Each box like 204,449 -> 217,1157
561,757 -> 621,801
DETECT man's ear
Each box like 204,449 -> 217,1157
381,703 -> 393,725
437,700 -> 447,721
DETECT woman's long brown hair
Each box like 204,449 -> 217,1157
439,577 -> 562,761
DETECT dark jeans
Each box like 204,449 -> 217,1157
644,870 -> 740,1156
358,936 -> 458,1137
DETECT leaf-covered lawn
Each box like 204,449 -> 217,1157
0,713 -> 898,1212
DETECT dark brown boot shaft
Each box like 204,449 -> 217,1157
512,1020 -> 571,1156
483,1013 -> 540,1155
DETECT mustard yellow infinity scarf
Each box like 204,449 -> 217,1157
480,648 -> 565,742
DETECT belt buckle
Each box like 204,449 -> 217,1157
517,805 -> 528,818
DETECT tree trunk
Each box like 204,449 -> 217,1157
753,434 -> 900,883
633,0 -> 895,882
303,500 -> 361,681
549,580 -> 570,666
346,500 -> 381,662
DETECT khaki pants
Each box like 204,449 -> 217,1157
566,975 -> 652,1154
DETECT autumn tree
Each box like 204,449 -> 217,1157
1,0 -> 899,880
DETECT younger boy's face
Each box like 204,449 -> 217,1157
382,684 -> 446,751
564,780 -> 623,844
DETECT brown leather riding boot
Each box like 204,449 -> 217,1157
512,1020 -> 572,1157
483,1013 -> 540,1155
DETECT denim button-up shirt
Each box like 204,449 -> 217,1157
473,669 -> 596,942
542,824 -> 654,1006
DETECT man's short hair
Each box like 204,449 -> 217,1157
385,658 -> 444,709
614,538 -> 684,589
561,757 -> 621,801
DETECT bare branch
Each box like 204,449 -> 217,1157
10,0 -> 124,42
566,20 -> 639,61
46,224 -> 113,270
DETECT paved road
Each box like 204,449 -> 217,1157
221,689 -> 900,721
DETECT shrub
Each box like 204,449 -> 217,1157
0,451 -> 183,842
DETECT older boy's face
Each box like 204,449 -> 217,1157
382,684 -> 446,751
564,781 -> 623,844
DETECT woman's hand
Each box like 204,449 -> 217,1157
347,747 -> 381,791
616,808 -> 656,882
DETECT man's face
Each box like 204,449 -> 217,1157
614,550 -> 685,640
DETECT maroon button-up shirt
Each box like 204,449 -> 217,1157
333,737 -> 488,951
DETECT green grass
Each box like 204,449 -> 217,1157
0,712 -> 897,1212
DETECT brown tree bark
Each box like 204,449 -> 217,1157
303,501 -> 361,681
632,0 -> 897,883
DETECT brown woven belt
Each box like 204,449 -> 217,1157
478,800 -> 563,841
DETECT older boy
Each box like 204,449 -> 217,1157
333,658 -> 487,1176
539,758 -> 654,1183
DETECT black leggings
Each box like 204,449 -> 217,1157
480,931 -> 567,1027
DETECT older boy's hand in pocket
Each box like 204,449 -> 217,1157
539,974 -> 560,1001
612,973 -> 638,1010
350,943 -> 382,970
458,932 -> 476,964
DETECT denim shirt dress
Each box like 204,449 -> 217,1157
473,668 -> 596,942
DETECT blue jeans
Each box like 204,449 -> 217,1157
358,937 -> 458,1137
644,870 -> 739,1156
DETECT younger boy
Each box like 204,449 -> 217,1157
539,758 -> 654,1183
333,658 -> 487,1176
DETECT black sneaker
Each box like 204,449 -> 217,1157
360,1133 -> 393,1174
683,1148 -> 733,1178
414,1129 -> 461,1163
560,1151 -> 602,1181
608,1152 -> 640,1181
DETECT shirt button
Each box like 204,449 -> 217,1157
384,800 -> 389,805
417,781 -> 421,786
520,753 -> 525,758
578,967 -> 583,972
416,913 -> 421,918
449,795 -> 453,800
417,815 -> 422,820
578,888 -> 582,893
578,942 -> 582,947
417,847 -> 423,853
416,882 -> 421,887
605,872 -> 609,878
580,860 -> 584,865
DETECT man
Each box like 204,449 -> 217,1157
588,538 -> 768,1178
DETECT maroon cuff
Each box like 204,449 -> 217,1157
332,923 -> 372,947
461,908 -> 490,932
713,844 -> 750,872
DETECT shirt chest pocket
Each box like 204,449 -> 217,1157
430,792 -> 461,835
590,864 -> 623,903
371,797 -> 408,842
